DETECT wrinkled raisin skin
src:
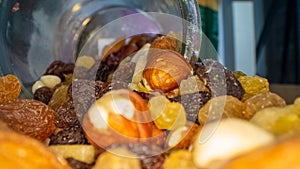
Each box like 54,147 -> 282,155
195,59 -> 245,100
171,91 -> 211,124
33,86 -> 53,104
0,99 -> 56,141
49,121 -> 89,145
54,100 -> 78,129
0,74 -> 22,104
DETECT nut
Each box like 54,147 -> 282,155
83,89 -> 163,148
40,75 -> 61,89
143,50 -> 193,93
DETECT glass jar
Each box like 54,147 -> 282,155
0,0 -> 201,97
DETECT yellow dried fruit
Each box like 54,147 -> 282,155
148,95 -> 186,130
48,85 -> 69,110
238,75 -> 269,101
198,95 -> 246,125
164,150 -> 197,169
0,74 -> 22,104
244,92 -> 286,119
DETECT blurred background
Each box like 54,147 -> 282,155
200,0 -> 300,85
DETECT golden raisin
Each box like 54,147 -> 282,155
244,92 -> 286,119
0,99 -> 56,141
0,74 -> 22,104
238,75 -> 269,101
198,95 -> 246,125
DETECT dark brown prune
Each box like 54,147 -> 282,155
49,121 -> 88,145
0,99 -> 56,141
66,158 -> 93,169
112,62 -> 136,83
68,80 -> 105,120
194,59 -> 245,100
108,143 -> 168,169
98,80 -> 128,98
54,100 -> 78,129
171,91 -> 211,124
44,60 -> 75,81
33,86 -> 53,104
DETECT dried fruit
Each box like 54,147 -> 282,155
171,91 -> 211,123
54,100 -> 78,128
93,147 -> 141,169
195,59 -> 245,100
32,80 -> 45,93
0,129 -> 72,169
143,50 -> 193,93
49,145 -> 97,164
148,95 -> 186,130
250,103 -> 300,136
151,35 -> 179,52
66,158 -> 93,169
33,86 -> 53,104
49,120 -> 88,145
165,122 -> 201,149
108,143 -> 168,169
192,118 -> 275,169
164,150 -> 197,169
198,95 -> 246,125
238,75 -> 269,101
44,60 -> 75,81
83,89 -> 161,148
221,137 -> 300,169
48,85 -> 70,111
244,92 -> 286,119
69,80 -> 105,120
0,99 -> 56,141
0,74 -> 22,104
179,75 -> 209,95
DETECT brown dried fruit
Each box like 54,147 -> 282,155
151,35 -> 179,52
198,95 -> 246,125
244,92 -> 286,119
54,100 -> 78,128
33,86 -> 53,104
0,74 -> 22,104
0,99 -> 56,141
143,50 -> 193,93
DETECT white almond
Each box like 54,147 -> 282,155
32,80 -> 45,93
40,75 -> 61,89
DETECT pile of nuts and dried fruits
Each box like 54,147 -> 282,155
1,34 -> 300,169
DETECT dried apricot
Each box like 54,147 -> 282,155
0,99 -> 56,141
0,74 -> 22,104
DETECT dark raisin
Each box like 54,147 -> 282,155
194,59 -> 245,100
108,143 -> 168,169
44,60 -> 75,81
68,80 -> 105,120
66,158 -> 93,169
54,100 -> 78,128
33,86 -> 53,104
49,121 -> 89,145
98,80 -> 128,98
112,62 -> 135,83
171,91 -> 211,124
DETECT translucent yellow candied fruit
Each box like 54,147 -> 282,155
238,75 -> 269,101
148,95 -> 186,130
